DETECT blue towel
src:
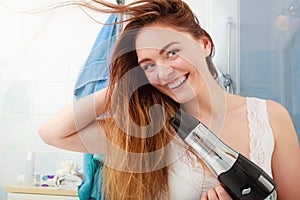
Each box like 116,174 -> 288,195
74,14 -> 118,200
74,13 -> 118,98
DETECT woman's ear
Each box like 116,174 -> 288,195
199,37 -> 212,57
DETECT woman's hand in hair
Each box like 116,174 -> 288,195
200,185 -> 232,200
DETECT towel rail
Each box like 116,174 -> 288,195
223,17 -> 234,94
226,17 -> 233,77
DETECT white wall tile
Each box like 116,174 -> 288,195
33,82 -> 67,115
4,54 -> 37,81
0,150 -> 28,185
34,151 -> 65,175
36,52 -> 70,83
0,1 -> 112,198
68,53 -> 86,86
0,187 -> 7,200
0,115 -> 31,149
0,81 -> 34,114
187,0 -> 210,30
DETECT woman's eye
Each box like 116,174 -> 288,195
142,63 -> 156,71
166,49 -> 180,59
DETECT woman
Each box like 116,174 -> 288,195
39,0 -> 300,199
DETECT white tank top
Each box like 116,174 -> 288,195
168,97 -> 276,200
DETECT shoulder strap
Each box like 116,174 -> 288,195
246,97 -> 275,177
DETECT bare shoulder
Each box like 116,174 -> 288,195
265,100 -> 300,199
265,99 -> 299,151
265,99 -> 289,117
265,99 -> 293,135
265,99 -> 300,149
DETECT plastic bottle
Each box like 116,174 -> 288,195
24,151 -> 35,186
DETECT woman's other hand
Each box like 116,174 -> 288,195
200,185 -> 232,200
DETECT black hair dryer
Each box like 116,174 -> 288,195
169,109 -> 276,200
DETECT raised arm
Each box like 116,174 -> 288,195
267,100 -> 300,200
38,87 -> 108,153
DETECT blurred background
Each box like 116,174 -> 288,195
0,0 -> 299,199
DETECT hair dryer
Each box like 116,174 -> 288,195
169,109 -> 276,200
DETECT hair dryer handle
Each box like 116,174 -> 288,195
218,154 -> 276,200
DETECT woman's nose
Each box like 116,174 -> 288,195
157,64 -> 174,81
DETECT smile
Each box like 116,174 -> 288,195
167,74 -> 188,89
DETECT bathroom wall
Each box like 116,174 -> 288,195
0,0 -> 114,199
0,0 -> 211,199
210,0 -> 239,92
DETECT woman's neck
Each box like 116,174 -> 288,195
181,81 -> 228,129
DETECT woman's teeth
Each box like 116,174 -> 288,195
168,75 -> 187,89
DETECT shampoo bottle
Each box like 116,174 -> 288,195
24,151 -> 35,186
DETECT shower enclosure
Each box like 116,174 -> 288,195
211,0 -> 300,143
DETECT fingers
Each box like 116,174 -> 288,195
214,185 -> 232,200
200,191 -> 208,200
200,185 -> 232,200
207,187 -> 220,200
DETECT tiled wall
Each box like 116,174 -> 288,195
0,1 -> 111,198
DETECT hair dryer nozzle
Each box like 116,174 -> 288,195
169,109 -> 200,139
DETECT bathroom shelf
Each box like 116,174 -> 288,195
6,185 -> 79,200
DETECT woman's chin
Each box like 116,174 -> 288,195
173,95 -> 196,105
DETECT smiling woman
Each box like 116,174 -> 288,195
38,0 -> 300,200
135,26 -> 213,104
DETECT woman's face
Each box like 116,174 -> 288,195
135,25 -> 212,104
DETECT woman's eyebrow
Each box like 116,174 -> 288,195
138,42 -> 179,65
159,42 -> 179,55
138,58 -> 152,66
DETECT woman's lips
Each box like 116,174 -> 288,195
167,74 -> 189,89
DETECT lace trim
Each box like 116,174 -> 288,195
175,141 -> 218,188
176,141 -> 204,173
247,97 -> 265,168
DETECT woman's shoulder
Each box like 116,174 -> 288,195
244,97 -> 293,134
245,97 -> 292,127
262,101 -> 300,199
245,97 -> 288,116
265,99 -> 290,121
264,99 -> 295,143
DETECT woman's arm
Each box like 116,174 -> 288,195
267,100 -> 300,200
38,87 -> 108,153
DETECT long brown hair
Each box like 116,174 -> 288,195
75,0 -> 218,199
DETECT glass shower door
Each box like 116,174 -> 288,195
211,0 -> 300,143
238,0 -> 300,143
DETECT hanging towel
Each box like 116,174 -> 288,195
74,13 -> 118,98
74,14 -> 119,200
